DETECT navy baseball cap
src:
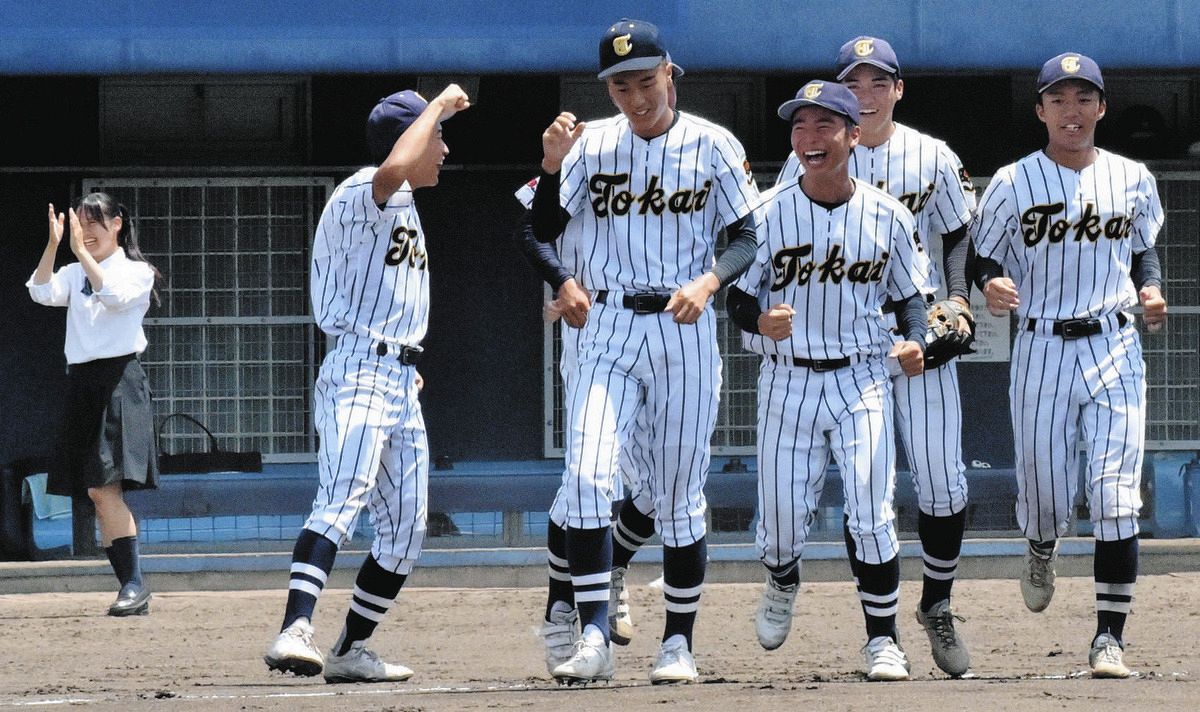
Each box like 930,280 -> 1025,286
365,90 -> 430,163
1037,52 -> 1104,93
777,81 -> 861,124
598,18 -> 684,80
835,36 -> 901,80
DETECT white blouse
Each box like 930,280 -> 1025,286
27,250 -> 155,364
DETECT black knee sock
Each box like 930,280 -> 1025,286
766,558 -> 800,589
335,555 -> 407,655
918,509 -> 967,612
842,517 -> 864,593
857,556 -> 901,642
106,535 -> 143,588
566,526 -> 612,639
545,520 -> 574,620
612,496 -> 655,570
282,529 -> 339,631
662,537 -> 707,650
1094,537 -> 1138,646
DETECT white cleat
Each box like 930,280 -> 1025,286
915,599 -> 970,677
539,602 -> 579,676
323,641 -> 414,683
1089,633 -> 1132,679
609,566 -> 634,646
649,635 -> 698,684
551,637 -> 615,685
755,577 -> 798,651
862,636 -> 911,681
264,620 -> 324,677
1021,542 -> 1058,613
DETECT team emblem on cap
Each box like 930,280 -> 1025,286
614,33 -> 633,56
804,82 -> 823,99
854,39 -> 875,57
1061,55 -> 1081,73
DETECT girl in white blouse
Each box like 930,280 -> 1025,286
28,192 -> 161,616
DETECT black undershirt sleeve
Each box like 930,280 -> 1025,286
1131,246 -> 1163,291
972,254 -> 1005,292
532,169 -> 571,243
895,293 -> 928,352
711,215 -> 758,287
940,224 -> 971,301
513,209 -> 572,290
725,285 -> 762,335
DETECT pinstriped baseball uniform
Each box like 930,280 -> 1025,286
514,178 -> 646,510
307,166 -> 430,574
777,123 -> 975,517
734,178 -> 925,565
552,111 -> 759,547
971,149 -> 1163,542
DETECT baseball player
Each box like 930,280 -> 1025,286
776,36 -> 978,676
529,18 -> 760,684
518,73 -> 684,663
513,179 -> 653,674
971,53 -> 1165,678
730,80 -> 928,681
264,85 -> 471,683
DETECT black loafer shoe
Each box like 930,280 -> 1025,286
108,582 -> 151,616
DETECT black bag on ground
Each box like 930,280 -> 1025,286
157,414 -> 263,474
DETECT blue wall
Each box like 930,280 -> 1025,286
3,1 -> 1198,75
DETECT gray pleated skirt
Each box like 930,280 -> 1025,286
48,354 -> 159,497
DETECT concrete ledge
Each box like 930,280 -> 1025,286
2,537 -> 1198,595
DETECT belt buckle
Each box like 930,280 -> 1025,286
811,359 -> 837,373
1061,318 -> 1098,339
631,293 -> 661,314
399,346 -> 422,365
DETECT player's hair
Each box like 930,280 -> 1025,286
75,191 -> 164,306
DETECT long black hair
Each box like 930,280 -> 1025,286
75,191 -> 164,306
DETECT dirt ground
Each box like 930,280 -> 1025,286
1,573 -> 1197,711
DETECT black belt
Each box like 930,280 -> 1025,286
1026,312 -> 1127,339
595,290 -> 671,314
375,342 -> 423,365
771,354 -> 852,372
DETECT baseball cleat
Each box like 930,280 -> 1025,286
862,636 -> 911,681
1020,541 -> 1058,612
107,581 -> 151,617
551,637 -> 614,685
323,641 -> 413,683
1089,633 -> 1131,679
265,620 -> 324,677
649,635 -> 698,684
755,577 -> 798,650
916,599 -> 970,677
608,566 -> 634,645
539,602 -> 579,676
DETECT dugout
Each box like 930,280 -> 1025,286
1,2 -> 1198,557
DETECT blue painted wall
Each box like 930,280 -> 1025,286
2,1 -> 1197,74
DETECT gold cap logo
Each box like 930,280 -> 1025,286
1061,55 -> 1081,73
614,34 -> 633,56
854,39 -> 875,57
804,82 -> 823,99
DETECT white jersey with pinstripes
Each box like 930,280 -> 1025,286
777,123 -> 973,297
558,111 -> 759,291
303,166 -> 431,572
740,177 -> 924,567
778,123 -> 977,519
733,178 -> 924,360
971,148 -> 1162,542
312,167 -> 430,348
971,148 -> 1162,321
